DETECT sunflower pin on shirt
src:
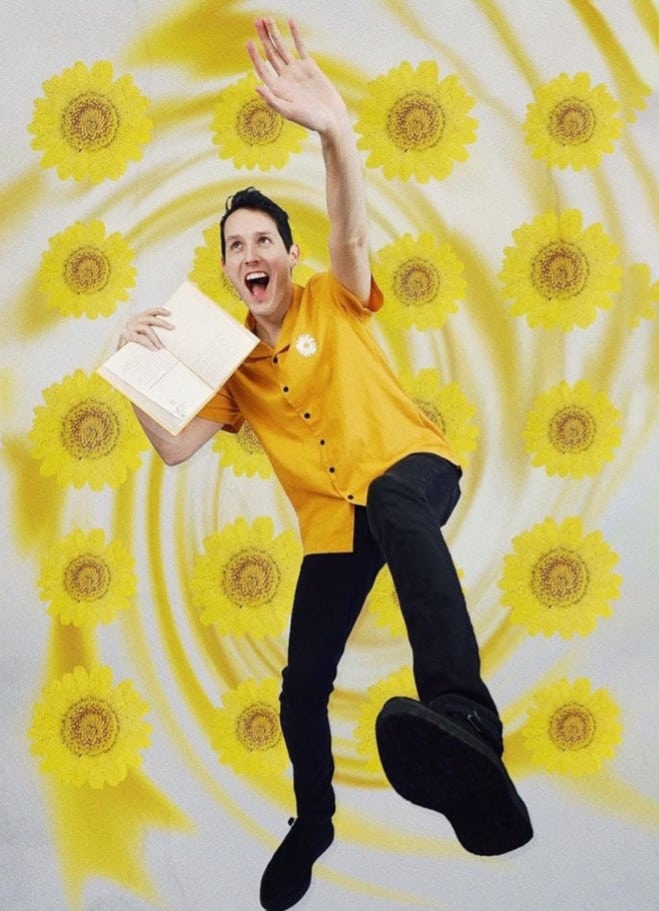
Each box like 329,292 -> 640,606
294,334 -> 318,357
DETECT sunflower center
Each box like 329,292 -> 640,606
222,548 -> 280,607
235,702 -> 281,752
63,554 -> 111,602
414,398 -> 446,433
531,548 -> 590,607
387,92 -> 445,151
236,100 -> 283,147
532,241 -> 590,300
61,92 -> 119,152
237,421 -> 264,456
61,696 -> 119,756
549,405 -> 596,453
61,399 -> 120,460
64,245 -> 111,295
549,98 -> 596,146
548,702 -> 596,751
393,258 -> 441,307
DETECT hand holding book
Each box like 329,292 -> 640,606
117,306 -> 175,351
98,282 -> 258,435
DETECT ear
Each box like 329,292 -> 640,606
288,243 -> 300,268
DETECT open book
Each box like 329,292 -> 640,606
98,281 -> 258,435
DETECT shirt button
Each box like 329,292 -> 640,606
347,494 -> 354,500
282,385 -> 289,393
320,439 -> 326,446
329,466 -> 335,473
303,412 -> 311,419
273,356 -> 279,364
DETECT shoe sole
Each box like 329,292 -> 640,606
375,697 -> 533,856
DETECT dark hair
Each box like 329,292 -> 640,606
219,187 -> 294,260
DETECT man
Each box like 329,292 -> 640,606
121,17 -> 532,911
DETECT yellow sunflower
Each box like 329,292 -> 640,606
29,60 -> 152,184
38,528 -> 136,627
499,208 -> 622,330
367,567 -> 406,637
211,676 -> 287,779
523,379 -> 621,478
29,369 -> 148,490
38,220 -> 136,319
189,516 -> 301,637
213,421 -> 273,479
373,233 -> 466,331
403,369 -> 479,467
355,60 -> 478,183
211,72 -> 308,170
498,515 -> 621,638
29,665 -> 151,788
626,262 -> 659,328
522,677 -> 622,776
354,668 -> 417,774
524,72 -> 622,170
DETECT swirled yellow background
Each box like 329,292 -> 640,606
2,1 -> 658,909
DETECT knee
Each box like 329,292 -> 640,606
368,460 -> 460,532
366,471 -> 406,516
366,472 -> 414,537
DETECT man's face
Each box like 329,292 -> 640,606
222,208 -> 298,324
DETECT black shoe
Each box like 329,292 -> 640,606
259,817 -> 334,911
375,696 -> 533,856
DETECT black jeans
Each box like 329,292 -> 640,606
279,453 -> 501,820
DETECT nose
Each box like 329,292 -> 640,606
244,241 -> 259,262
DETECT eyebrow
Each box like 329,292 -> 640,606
225,230 -> 275,242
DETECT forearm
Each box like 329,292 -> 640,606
321,107 -> 367,242
320,111 -> 371,300
116,306 -> 222,463
132,403 -> 222,465
320,111 -> 371,302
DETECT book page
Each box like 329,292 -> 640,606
98,344 -> 216,435
97,281 -> 258,434
152,281 -> 257,388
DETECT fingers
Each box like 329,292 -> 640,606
119,308 -> 173,351
250,17 -> 304,77
288,19 -> 308,59
250,19 -> 281,76
246,39 -> 273,84
263,18 -> 293,66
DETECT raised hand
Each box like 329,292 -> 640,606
247,18 -> 347,135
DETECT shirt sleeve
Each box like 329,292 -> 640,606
197,383 -> 244,433
325,270 -> 384,316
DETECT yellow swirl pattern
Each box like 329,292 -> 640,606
2,1 -> 658,909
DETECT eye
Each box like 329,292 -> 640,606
259,235 -> 272,245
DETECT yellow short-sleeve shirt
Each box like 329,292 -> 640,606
199,271 -> 459,554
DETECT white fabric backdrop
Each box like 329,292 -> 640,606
2,1 -> 658,909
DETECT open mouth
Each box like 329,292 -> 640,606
245,271 -> 269,301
